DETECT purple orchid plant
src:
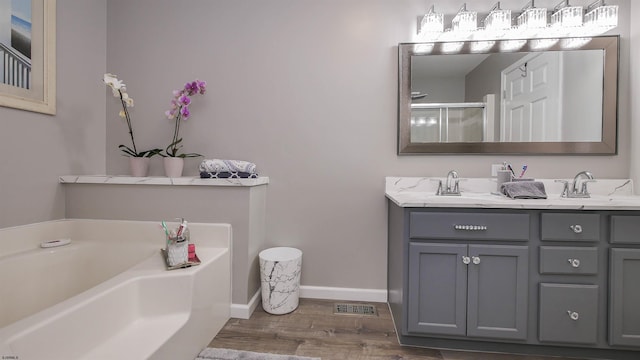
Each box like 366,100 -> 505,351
163,79 -> 207,158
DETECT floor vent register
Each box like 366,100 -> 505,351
333,303 -> 378,316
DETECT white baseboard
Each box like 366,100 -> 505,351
299,286 -> 388,303
230,289 -> 261,319
230,286 -> 388,319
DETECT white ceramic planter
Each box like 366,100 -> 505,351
163,157 -> 184,178
129,157 -> 150,177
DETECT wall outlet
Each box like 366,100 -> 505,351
491,164 -> 504,177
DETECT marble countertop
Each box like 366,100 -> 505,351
60,175 -> 269,187
386,177 -> 640,210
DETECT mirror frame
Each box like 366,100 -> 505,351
398,35 -> 619,155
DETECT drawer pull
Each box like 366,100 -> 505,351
567,311 -> 580,321
472,256 -> 481,265
568,258 -> 581,268
570,224 -> 583,234
462,256 -> 471,265
454,224 -> 487,231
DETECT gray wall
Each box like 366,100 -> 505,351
0,0 -> 106,229
104,0 -> 631,292
0,0 -> 633,295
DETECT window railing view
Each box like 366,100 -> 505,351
0,42 -> 31,89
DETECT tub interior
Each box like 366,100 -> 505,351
0,219 -> 231,360
0,241 -> 157,328
8,268 -> 192,359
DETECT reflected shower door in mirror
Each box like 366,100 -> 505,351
411,103 -> 487,142
398,36 -> 618,154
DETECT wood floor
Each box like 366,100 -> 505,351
208,299 -> 580,360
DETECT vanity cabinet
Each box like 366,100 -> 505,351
408,242 -> 528,340
609,215 -> 640,347
387,205 -> 640,359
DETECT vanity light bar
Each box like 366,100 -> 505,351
483,2 -> 511,32
516,0 -> 547,32
551,1 -> 584,29
451,3 -> 477,33
419,5 -> 444,35
416,1 -> 618,42
585,0 -> 618,28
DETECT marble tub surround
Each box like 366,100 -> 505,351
61,175 -> 268,319
386,177 -> 638,209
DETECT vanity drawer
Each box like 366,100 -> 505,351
539,283 -> 598,345
610,215 -> 640,244
539,246 -> 598,275
541,213 -> 600,242
409,212 -> 529,241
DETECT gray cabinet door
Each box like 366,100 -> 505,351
467,245 -> 529,340
407,243 -> 467,336
609,248 -> 640,347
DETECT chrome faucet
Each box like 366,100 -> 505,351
436,170 -> 461,196
556,171 -> 595,198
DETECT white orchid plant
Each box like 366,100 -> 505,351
104,73 -> 161,157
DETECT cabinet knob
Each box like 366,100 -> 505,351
568,258 -> 581,268
472,256 -> 481,265
570,224 -> 583,234
567,311 -> 580,321
462,256 -> 471,265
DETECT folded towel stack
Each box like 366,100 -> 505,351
199,159 -> 258,179
500,181 -> 547,199
200,171 -> 258,179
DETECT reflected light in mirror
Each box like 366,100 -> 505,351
470,40 -> 495,53
499,39 -> 527,51
560,37 -> 592,49
441,41 -> 465,53
529,38 -> 560,50
413,43 -> 435,54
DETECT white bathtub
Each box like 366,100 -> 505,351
0,219 -> 231,360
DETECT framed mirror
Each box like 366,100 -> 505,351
398,36 -> 619,154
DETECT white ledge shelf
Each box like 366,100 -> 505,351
60,175 -> 269,187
